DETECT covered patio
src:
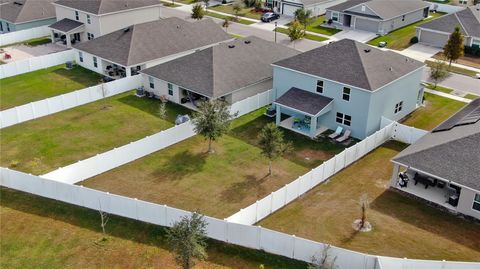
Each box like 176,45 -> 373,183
49,18 -> 85,48
274,87 -> 333,138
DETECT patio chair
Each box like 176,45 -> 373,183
328,126 -> 343,139
336,130 -> 351,143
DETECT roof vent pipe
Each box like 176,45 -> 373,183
244,40 -> 251,44
228,45 -> 235,48
364,49 -> 371,53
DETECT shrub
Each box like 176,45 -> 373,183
464,45 -> 480,57
410,36 -> 418,44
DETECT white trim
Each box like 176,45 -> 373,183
49,23 -> 85,34
275,102 -> 315,117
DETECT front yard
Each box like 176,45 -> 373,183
367,12 -> 444,50
259,141 -> 480,261
0,64 -> 102,110
0,92 -> 190,175
208,4 -> 262,20
274,27 -> 329,42
81,109 -> 347,218
305,16 -> 342,36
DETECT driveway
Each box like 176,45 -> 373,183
398,44 -> 442,62
423,67 -> 480,95
331,28 -> 377,43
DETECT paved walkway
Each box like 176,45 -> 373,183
424,88 -> 471,103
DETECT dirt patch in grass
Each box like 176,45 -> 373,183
433,52 -> 480,69
259,141 -> 480,261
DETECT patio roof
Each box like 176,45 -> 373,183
49,18 -> 84,33
275,87 -> 333,117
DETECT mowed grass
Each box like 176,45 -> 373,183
208,4 -> 262,20
285,16 -> 342,36
259,141 -> 480,261
0,92 -> 190,175
367,12 -> 444,50
274,27 -> 329,42
0,64 -> 102,110
425,60 -> 478,77
205,11 -> 256,25
401,92 -> 466,130
0,188 -> 307,269
81,109 -> 347,218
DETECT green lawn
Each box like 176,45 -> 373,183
0,92 -> 190,175
177,0 -> 196,4
274,27 -> 329,42
208,4 -> 262,20
259,141 -> 480,261
284,16 -> 342,36
0,64 -> 102,110
81,109 -> 347,218
401,92 -> 466,130
24,37 -> 52,46
0,188 -> 307,269
423,83 -> 454,94
425,60 -> 478,77
205,11 -> 256,25
161,0 -> 181,7
367,12 -> 444,50
464,93 -> 480,100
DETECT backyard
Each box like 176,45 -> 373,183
367,12 -> 444,50
0,64 -> 102,110
258,141 -> 480,261
0,91 -> 190,175
0,187 -> 307,269
81,109 -> 347,218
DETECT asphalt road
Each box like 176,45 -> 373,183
423,67 -> 480,95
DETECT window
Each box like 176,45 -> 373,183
78,52 -> 83,62
336,112 -> 352,126
87,33 -> 94,40
342,87 -> 350,101
93,56 -> 97,68
6,22 -> 10,32
75,10 -> 79,20
472,39 -> 480,49
402,15 -> 405,21
473,194 -> 480,211
332,12 -> 339,22
316,80 -> 324,93
87,14 -> 91,24
149,77 -> 155,89
167,83 -> 173,96
394,101 -> 403,114
0,22 -> 3,32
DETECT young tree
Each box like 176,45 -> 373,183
443,26 -> 464,67
429,59 -> 448,88
258,123 -> 292,176
166,213 -> 208,269
287,20 -> 305,49
308,245 -> 337,269
158,101 -> 167,120
192,100 -> 235,153
232,0 -> 243,21
222,17 -> 230,33
98,200 -> 109,237
294,8 -> 313,29
359,194 -> 369,230
191,3 -> 205,20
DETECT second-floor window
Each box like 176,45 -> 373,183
167,83 -> 173,96
87,14 -> 91,24
93,56 -> 97,68
342,87 -> 351,101
75,11 -> 79,20
394,101 -> 403,114
316,80 -> 324,93
149,77 -> 155,89
78,52 -> 83,62
87,33 -> 94,40
336,112 -> 352,126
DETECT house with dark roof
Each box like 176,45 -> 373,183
72,17 -> 231,79
48,0 -> 162,47
265,0 -> 346,17
325,0 -> 430,35
0,0 -> 56,33
391,98 -> 480,220
271,39 -> 424,139
140,36 -> 299,109
416,5 -> 480,48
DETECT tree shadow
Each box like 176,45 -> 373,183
220,174 -> 269,203
52,66 -> 102,86
152,150 -> 207,181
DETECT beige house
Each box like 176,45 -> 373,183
48,0 -> 161,47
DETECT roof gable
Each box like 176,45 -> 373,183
0,0 -> 55,24
418,6 -> 480,37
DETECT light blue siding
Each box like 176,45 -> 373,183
0,18 -> 56,33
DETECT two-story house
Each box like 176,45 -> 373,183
0,0 -> 56,33
265,0 -> 346,17
325,0 -> 430,35
272,39 -> 424,139
48,0 -> 161,47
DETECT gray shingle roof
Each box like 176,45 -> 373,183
328,0 -> 429,20
54,0 -> 161,15
0,0 -> 55,24
417,6 -> 480,37
393,99 -> 480,190
275,87 -> 333,116
273,39 -> 424,91
49,18 -> 84,32
73,17 -> 231,67
141,36 -> 299,99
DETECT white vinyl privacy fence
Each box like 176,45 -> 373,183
0,75 -> 142,128
2,168 -> 478,269
381,117 -> 428,144
0,25 -> 50,47
229,89 -> 273,117
0,49 -> 74,79
428,3 -> 464,14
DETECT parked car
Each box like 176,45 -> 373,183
261,12 -> 280,22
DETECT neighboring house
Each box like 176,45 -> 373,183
391,98 -> 480,220
140,36 -> 299,110
266,0 -> 346,17
325,0 -> 430,35
48,0 -> 162,47
0,0 -> 56,33
73,17 -> 231,79
271,39 -> 424,139
416,5 -> 480,48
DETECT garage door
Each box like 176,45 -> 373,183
419,29 -> 449,48
354,18 -> 379,33
282,3 -> 302,16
